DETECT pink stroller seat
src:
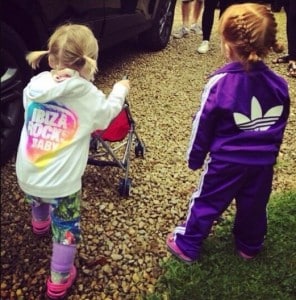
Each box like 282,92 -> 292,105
92,110 -> 130,142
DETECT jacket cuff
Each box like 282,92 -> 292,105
188,160 -> 202,171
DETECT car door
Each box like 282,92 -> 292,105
36,0 -> 105,41
101,0 -> 152,49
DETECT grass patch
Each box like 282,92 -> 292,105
146,191 -> 296,300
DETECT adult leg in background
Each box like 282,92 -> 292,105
286,0 -> 296,76
190,0 -> 204,34
173,0 -> 193,38
197,0 -> 219,53
201,0 -> 218,41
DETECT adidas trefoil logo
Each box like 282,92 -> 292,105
233,96 -> 283,131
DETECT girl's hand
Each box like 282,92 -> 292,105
118,79 -> 130,91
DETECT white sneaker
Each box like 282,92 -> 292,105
190,23 -> 202,35
197,40 -> 209,54
172,26 -> 190,39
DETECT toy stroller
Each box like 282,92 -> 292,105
88,93 -> 145,197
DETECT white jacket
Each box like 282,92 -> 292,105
16,69 -> 128,198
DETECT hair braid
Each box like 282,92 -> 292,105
219,3 -> 284,70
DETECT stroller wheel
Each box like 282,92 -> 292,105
135,141 -> 145,158
119,178 -> 132,197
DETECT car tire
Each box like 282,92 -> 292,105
0,22 -> 32,165
139,0 -> 176,51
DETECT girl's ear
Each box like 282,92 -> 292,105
223,42 -> 234,61
224,42 -> 230,58
48,54 -> 58,69
48,55 -> 55,69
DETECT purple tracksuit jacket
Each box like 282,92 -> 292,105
175,61 -> 290,260
187,61 -> 290,169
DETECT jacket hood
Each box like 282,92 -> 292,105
24,69 -> 92,103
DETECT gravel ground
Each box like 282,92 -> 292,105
1,4 -> 295,299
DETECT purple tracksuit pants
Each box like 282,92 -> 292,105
174,157 -> 274,260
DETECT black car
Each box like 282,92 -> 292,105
0,0 -> 177,165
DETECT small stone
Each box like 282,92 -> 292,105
102,265 -> 112,274
1,282 -> 7,289
111,254 -> 122,261
132,273 -> 140,283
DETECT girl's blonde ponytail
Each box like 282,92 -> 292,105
26,50 -> 49,69
81,55 -> 98,81
25,24 -> 99,80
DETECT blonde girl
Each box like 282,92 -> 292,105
16,23 -> 129,298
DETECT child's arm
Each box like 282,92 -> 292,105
187,84 -> 217,170
91,79 -> 130,131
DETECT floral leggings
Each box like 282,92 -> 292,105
26,191 -> 81,245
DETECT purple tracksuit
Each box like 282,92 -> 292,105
174,61 -> 290,260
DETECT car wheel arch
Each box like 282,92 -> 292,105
138,0 -> 177,51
